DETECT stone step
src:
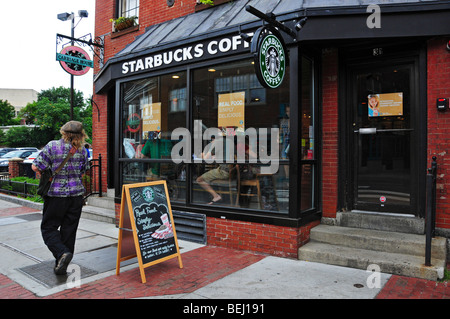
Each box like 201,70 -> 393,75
337,211 -> 424,234
299,241 -> 446,281
81,204 -> 115,224
299,223 -> 447,280
310,224 -> 447,260
87,195 -> 115,210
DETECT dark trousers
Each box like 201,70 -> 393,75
41,196 -> 83,260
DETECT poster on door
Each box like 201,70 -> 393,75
218,92 -> 245,131
368,92 -> 403,117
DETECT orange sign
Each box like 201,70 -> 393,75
218,92 -> 245,130
368,93 -> 403,117
142,102 -> 161,133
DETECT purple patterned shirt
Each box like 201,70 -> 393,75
33,139 -> 89,197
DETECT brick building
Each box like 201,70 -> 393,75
92,0 -> 450,276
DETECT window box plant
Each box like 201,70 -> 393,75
110,16 -> 138,32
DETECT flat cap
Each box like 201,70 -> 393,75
61,121 -> 83,134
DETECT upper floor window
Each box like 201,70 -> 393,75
118,0 -> 139,21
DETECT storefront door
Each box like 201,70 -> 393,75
349,60 -> 418,214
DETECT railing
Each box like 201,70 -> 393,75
0,178 -> 39,198
0,154 -> 103,201
425,156 -> 437,266
83,154 -> 102,200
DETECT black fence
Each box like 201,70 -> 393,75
0,177 -> 39,198
425,156 -> 437,266
83,154 -> 102,200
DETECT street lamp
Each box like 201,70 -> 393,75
57,10 -> 89,120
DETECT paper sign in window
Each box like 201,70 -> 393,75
368,93 -> 403,117
218,92 -> 245,130
143,102 -> 161,132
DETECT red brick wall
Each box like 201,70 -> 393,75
93,0 -> 199,191
206,217 -> 320,258
94,0 -> 196,69
8,159 -> 22,178
427,37 -> 450,230
321,48 -> 339,218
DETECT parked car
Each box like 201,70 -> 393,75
0,150 -> 35,172
17,147 -> 38,151
23,151 -> 41,164
0,148 -> 16,157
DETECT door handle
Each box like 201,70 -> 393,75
354,128 -> 413,134
354,128 -> 377,134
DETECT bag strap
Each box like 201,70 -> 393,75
53,146 -> 76,175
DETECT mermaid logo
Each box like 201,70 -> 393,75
254,29 -> 286,89
142,187 -> 155,202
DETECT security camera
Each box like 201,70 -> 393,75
295,17 -> 308,31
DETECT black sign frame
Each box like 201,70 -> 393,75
251,25 -> 289,89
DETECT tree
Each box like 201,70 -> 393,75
38,87 -> 85,109
16,86 -> 92,147
0,100 -> 15,126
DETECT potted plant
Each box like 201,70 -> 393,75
110,16 -> 138,32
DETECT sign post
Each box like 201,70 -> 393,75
116,181 -> 183,283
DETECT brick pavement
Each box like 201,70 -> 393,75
0,246 -> 264,299
376,275 -> 450,299
0,205 -> 40,218
0,201 -> 448,299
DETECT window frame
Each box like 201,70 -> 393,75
115,49 -> 320,226
116,0 -> 140,21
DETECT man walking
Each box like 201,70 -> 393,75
32,121 -> 90,275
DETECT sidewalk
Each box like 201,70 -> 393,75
0,195 -> 449,300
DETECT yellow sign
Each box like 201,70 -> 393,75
143,102 -> 161,132
218,92 -> 245,130
368,93 -> 403,117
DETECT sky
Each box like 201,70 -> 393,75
0,0 -> 96,99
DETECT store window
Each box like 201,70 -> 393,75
118,57 -> 316,216
192,59 -> 290,213
121,72 -> 187,201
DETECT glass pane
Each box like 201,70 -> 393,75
355,65 -> 412,209
121,0 -> 139,18
122,161 -> 186,202
121,72 -> 186,159
301,57 -> 314,160
300,164 -> 313,211
192,163 -> 289,214
191,59 -> 290,213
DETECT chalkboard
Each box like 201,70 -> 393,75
257,174 -> 278,211
116,181 -> 183,283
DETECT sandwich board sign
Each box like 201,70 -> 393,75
116,180 -> 183,283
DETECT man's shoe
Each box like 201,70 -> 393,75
54,252 -> 73,275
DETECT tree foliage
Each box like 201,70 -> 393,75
13,86 -> 92,147
0,100 -> 16,126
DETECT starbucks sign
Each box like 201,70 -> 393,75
253,27 -> 287,89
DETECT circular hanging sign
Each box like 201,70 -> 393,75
58,46 -> 92,76
253,27 -> 287,89
127,113 -> 141,133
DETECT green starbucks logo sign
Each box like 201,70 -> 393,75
142,187 -> 155,202
255,32 -> 286,89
